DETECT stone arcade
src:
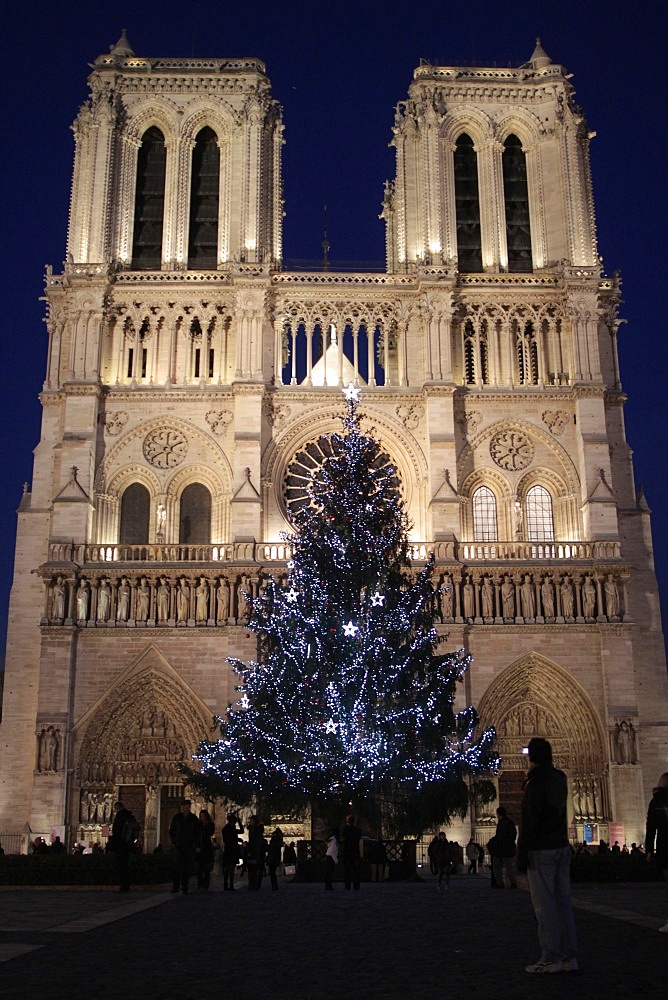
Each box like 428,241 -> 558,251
1,35 -> 666,850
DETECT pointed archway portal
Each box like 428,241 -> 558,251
476,652 -> 610,832
72,645 -> 214,850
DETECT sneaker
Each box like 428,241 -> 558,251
659,920 -> 668,933
525,960 -> 564,974
564,958 -> 579,972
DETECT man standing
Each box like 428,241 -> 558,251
341,814 -> 362,890
517,738 -> 578,974
492,806 -> 518,889
169,798 -> 199,894
109,800 -> 135,893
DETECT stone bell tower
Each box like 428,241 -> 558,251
0,38 -> 665,853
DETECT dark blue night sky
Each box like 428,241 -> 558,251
2,0 -> 666,666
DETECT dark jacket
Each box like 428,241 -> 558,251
197,819 -> 215,862
495,815 -> 517,858
645,786 -> 668,868
169,810 -> 199,850
267,831 -> 284,866
109,807 -> 133,854
341,823 -> 362,859
432,837 -> 451,866
222,819 -> 243,860
517,762 -> 568,870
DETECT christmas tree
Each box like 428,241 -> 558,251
188,386 -> 498,836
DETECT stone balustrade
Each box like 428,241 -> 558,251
45,538 -> 620,568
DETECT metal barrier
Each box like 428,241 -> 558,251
0,831 -> 25,855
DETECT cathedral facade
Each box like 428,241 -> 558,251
1,35 -> 666,850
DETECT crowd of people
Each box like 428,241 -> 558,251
15,746 -> 668,962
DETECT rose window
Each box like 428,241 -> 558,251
489,430 -> 534,471
143,429 -> 188,469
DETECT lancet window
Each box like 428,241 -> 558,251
119,483 -> 150,544
515,319 -> 540,385
463,319 -> 490,386
179,483 -> 212,545
131,127 -> 167,268
472,486 -> 498,541
525,485 -> 554,541
502,134 -> 532,272
188,127 -> 220,269
454,134 -> 482,273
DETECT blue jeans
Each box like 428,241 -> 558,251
527,847 -> 577,964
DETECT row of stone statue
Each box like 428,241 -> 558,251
79,789 -> 115,824
48,573 -> 253,624
435,571 -> 622,622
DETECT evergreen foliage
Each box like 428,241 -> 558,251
187,387 -> 498,836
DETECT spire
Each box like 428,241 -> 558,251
109,29 -> 134,58
524,37 -> 552,69
321,205 -> 330,272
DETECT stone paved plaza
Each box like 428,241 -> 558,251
0,874 -> 665,999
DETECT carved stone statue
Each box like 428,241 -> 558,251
87,790 -> 98,822
216,579 -> 230,622
76,578 -> 89,620
45,727 -> 60,770
613,719 -> 636,764
137,577 -> 150,622
462,575 -> 474,619
560,576 -> 574,618
604,574 -> 619,617
157,576 -> 170,622
582,576 -> 596,619
52,576 -> 66,620
237,577 -> 249,622
97,578 -> 111,621
177,577 -> 190,622
513,497 -> 523,539
481,577 -> 494,618
101,792 -> 113,823
145,785 -> 158,836
541,577 -> 554,618
117,577 -> 130,621
501,575 -> 515,619
156,502 -> 166,539
520,574 -> 535,619
441,574 -> 453,618
196,577 -> 209,621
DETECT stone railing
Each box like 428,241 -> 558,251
45,538 -> 620,569
46,541 -> 295,566
457,540 -> 621,562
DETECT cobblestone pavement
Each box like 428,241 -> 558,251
0,874 -> 665,1000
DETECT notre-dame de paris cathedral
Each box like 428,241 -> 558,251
1,34 -> 666,851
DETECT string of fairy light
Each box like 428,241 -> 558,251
193,384 -> 499,803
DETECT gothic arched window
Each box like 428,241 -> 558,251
516,320 -> 539,385
119,483 -> 150,544
454,134 -> 482,272
472,486 -> 498,541
525,485 -> 554,541
502,134 -> 532,273
188,127 -> 220,269
179,483 -> 211,544
131,127 -> 166,268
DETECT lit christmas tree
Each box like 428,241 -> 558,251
188,386 -> 498,836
